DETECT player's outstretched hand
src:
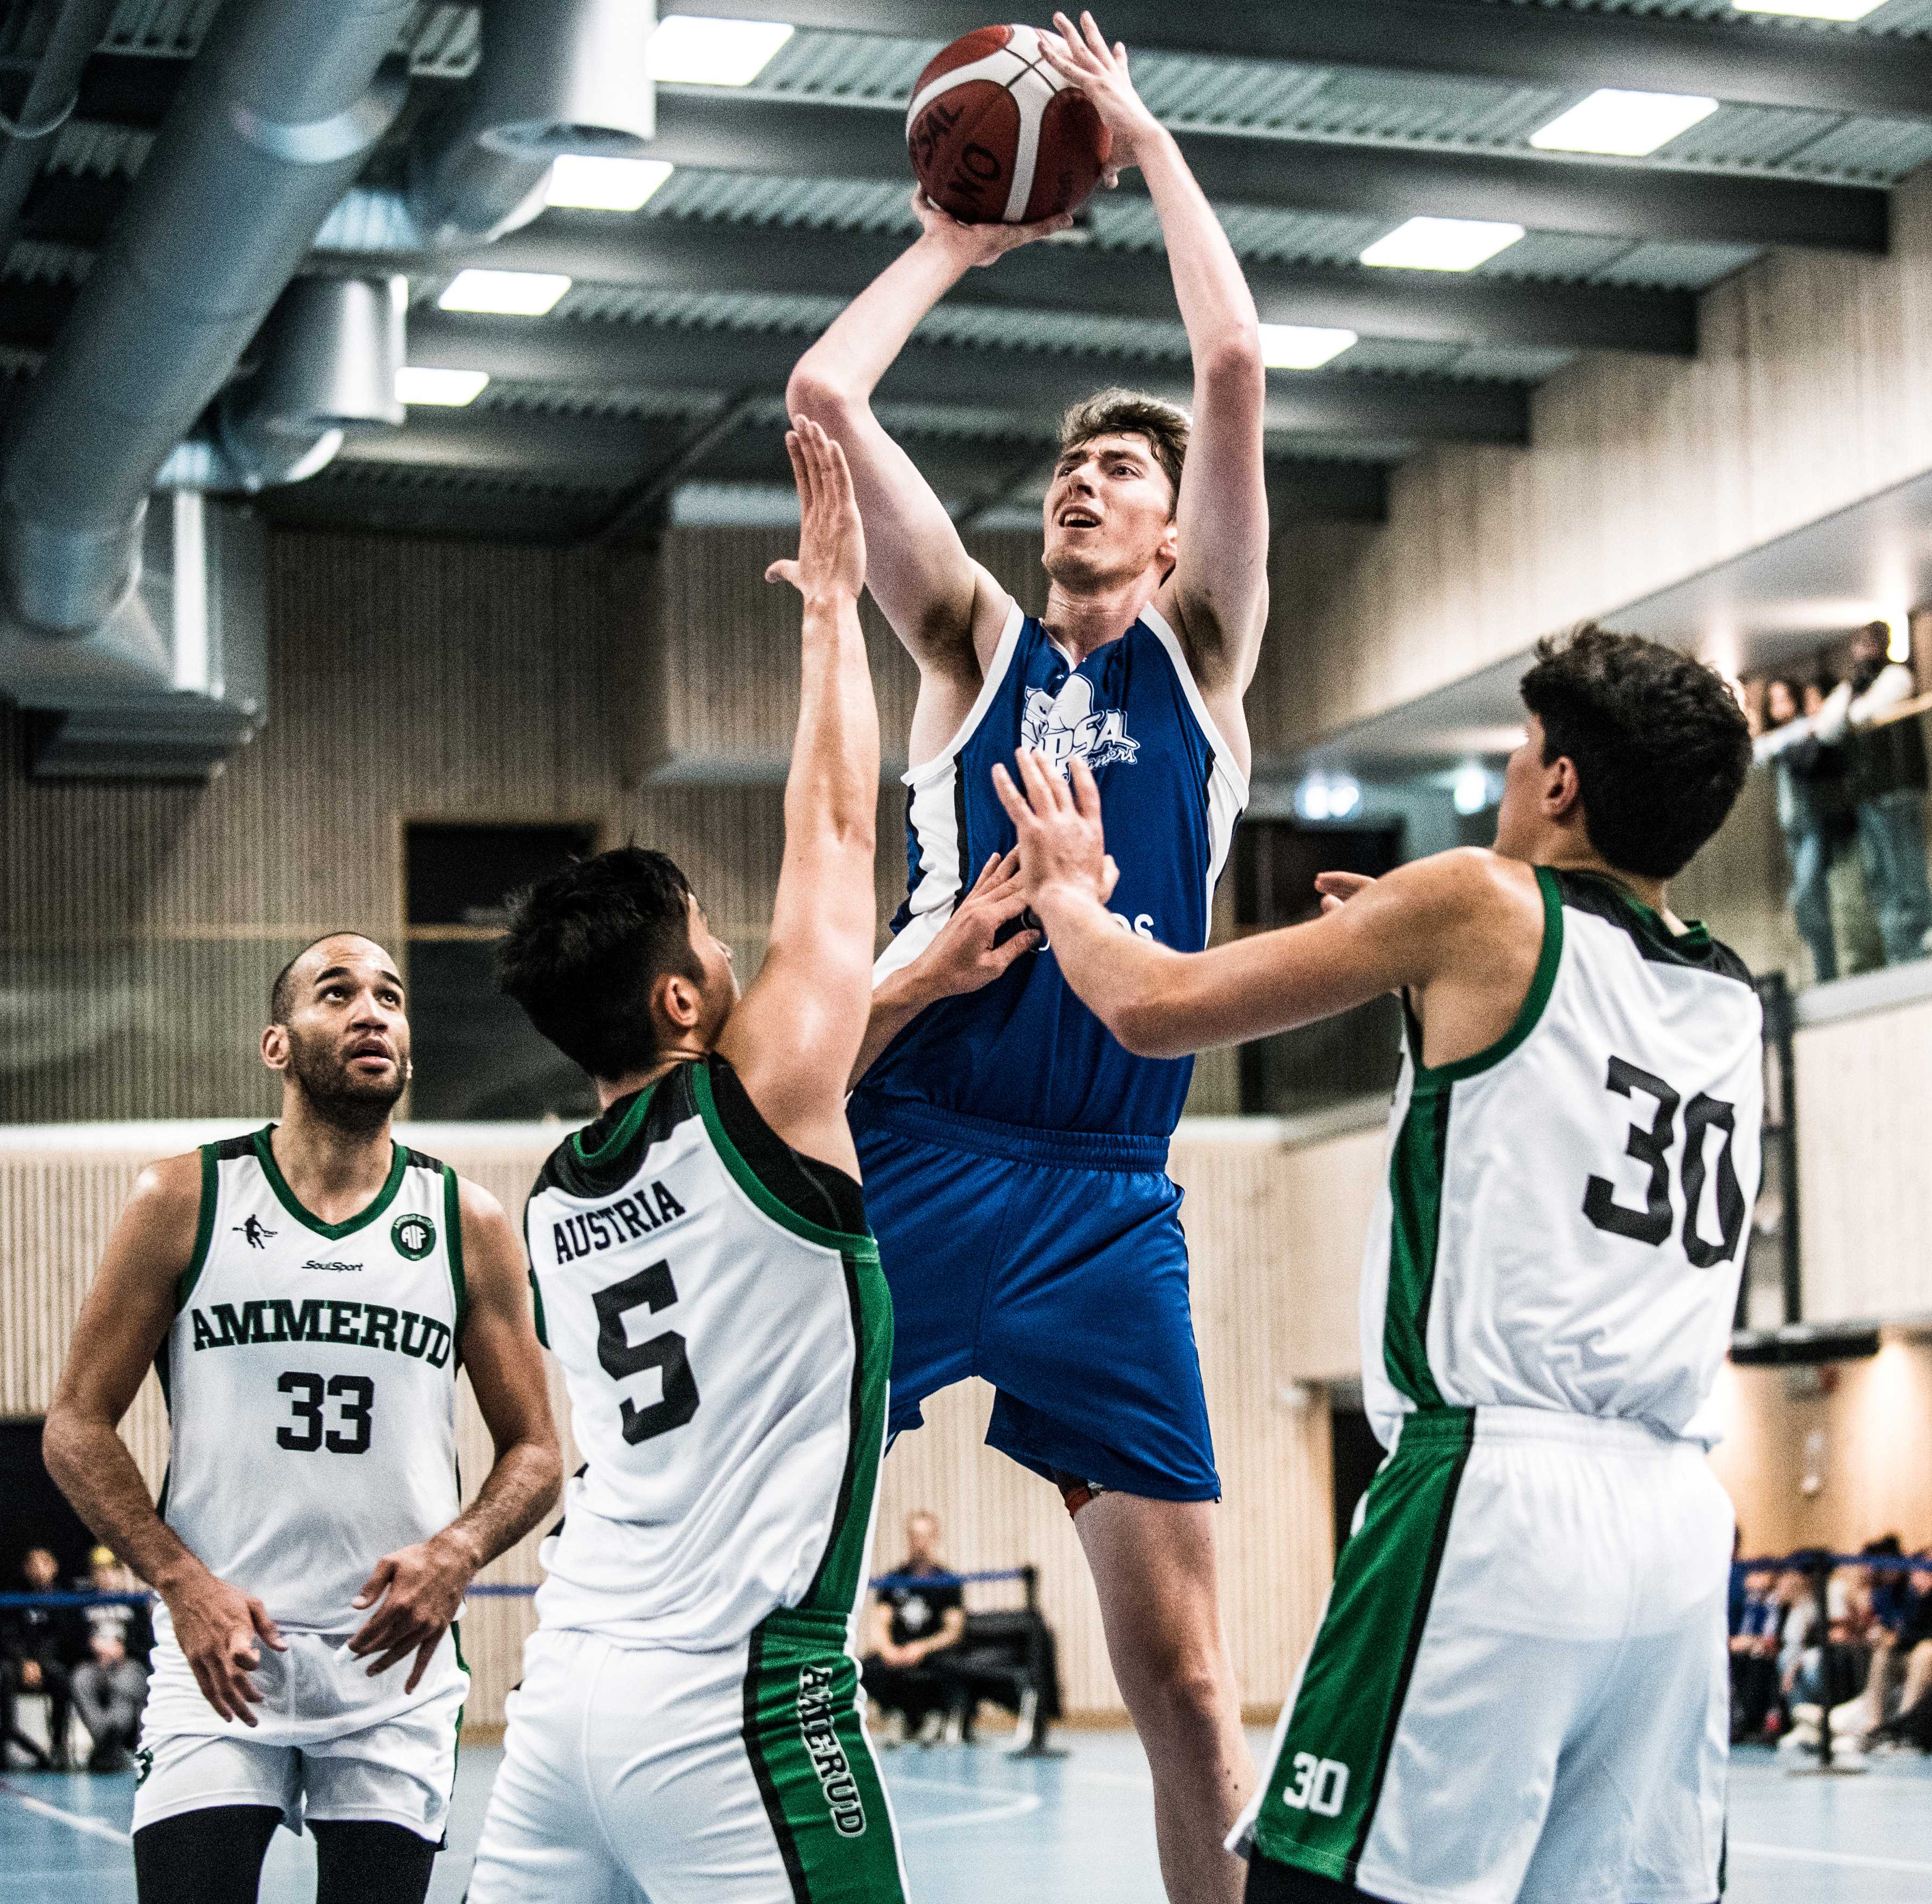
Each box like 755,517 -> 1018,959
1041,11 -> 1160,185
993,751 -> 1119,908
908,850 -> 1042,1000
347,1531 -> 476,1692
164,1562 -> 285,1725
909,187 -> 1074,267
766,415 -> 865,602
1315,870 -> 1378,916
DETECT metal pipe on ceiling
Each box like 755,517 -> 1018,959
0,0 -> 122,267
0,0 -> 413,635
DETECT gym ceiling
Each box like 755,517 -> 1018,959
4,0 -> 1931,546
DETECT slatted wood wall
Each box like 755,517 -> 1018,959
0,1119 -> 1341,1730
1256,164 -> 1932,748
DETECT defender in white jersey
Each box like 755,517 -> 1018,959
997,625 -> 1759,1904
472,419 -> 907,1904
45,934 -> 560,1904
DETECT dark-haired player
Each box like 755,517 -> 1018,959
467,420 -> 910,1903
43,933 -> 561,1904
996,627 -> 1761,1904
790,18 -> 1265,1892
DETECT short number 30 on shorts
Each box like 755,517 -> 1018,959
1281,1752 -> 1349,1818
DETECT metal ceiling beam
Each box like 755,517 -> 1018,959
408,310 -> 1530,445
327,408 -> 1391,522
640,91 -> 1884,255
666,0 -> 1932,122
319,211 -> 1695,358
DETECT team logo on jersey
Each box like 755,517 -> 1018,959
392,1213 -> 436,1261
233,1216 -> 276,1249
1021,673 -> 1139,775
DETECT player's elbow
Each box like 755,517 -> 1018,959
1196,323 -> 1265,399
1110,985 -> 1196,1062
785,363 -> 861,432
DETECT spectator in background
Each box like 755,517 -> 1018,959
862,1510 -> 968,1744
1815,621 -> 1932,965
0,1547 -> 78,1770
1755,677 -> 1843,983
1729,1567 -> 1782,1743
68,1548 -> 151,1773
1870,1553 -> 1932,1755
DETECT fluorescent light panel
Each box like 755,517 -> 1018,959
396,367 -> 489,407
1732,0 -> 1887,18
1259,323 -> 1356,370
1530,88 -> 1718,158
1360,217 -> 1525,273
547,155 -> 673,211
437,269 -> 572,315
648,16 -> 794,86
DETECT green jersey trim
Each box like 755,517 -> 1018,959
443,1167 -> 468,1334
1382,1086 -> 1451,1410
692,1063 -> 877,1257
1407,865 -> 1565,1093
175,1145 -> 219,1314
251,1127 -> 408,1240
572,1079 -> 661,1169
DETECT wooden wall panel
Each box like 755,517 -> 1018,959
1254,165 -> 1932,752
1,1119 -> 1340,1730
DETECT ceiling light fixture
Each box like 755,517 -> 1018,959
648,15 -> 794,86
1360,217 -> 1525,273
546,155 -> 674,211
1732,0 -> 1887,19
1530,88 -> 1719,158
1259,323 -> 1358,370
437,269 -> 573,315
396,367 -> 490,407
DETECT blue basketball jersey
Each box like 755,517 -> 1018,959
863,602 -> 1247,1136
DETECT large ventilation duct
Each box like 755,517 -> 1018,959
157,275 -> 408,494
0,0 -> 412,636
400,0 -> 657,249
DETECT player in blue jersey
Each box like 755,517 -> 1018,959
789,16 -> 1268,1899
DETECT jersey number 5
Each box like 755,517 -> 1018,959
1583,1056 -> 1744,1267
593,1260 -> 701,1445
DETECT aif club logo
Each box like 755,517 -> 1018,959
392,1213 -> 436,1261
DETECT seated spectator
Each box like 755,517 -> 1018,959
1729,1567 -> 1781,1743
861,1511 -> 967,1744
69,1548 -> 151,1773
0,1547 -> 79,1770
1815,621 -> 1932,966
1866,1553 -> 1932,1755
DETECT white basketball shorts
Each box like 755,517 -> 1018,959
467,1610 -> 908,1904
131,1625 -> 467,1843
1231,1405 -> 1731,1904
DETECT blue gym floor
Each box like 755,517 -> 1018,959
2,1736 -> 1925,1902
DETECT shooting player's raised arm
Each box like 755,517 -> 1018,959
715,421 -> 881,1176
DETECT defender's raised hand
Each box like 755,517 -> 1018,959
765,415 -> 866,602
993,751 -> 1119,909
1041,12 -> 1160,183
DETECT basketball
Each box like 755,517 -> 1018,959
906,24 -> 1110,225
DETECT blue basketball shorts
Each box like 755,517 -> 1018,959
848,1093 -> 1220,1503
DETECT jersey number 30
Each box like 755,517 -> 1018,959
594,1260 -> 701,1445
1583,1056 -> 1744,1267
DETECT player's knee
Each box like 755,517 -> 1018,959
1123,1645 -> 1231,1740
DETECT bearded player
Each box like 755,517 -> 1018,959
44,935 -> 561,1904
997,627 -> 1758,1904
789,15 -> 1265,1895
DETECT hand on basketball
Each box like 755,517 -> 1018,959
1041,12 -> 1159,183
765,415 -> 865,602
907,851 -> 1042,1001
992,751 -> 1119,910
348,1531 -> 475,1692
909,188 -> 1074,267
1315,871 -> 1378,916
165,1562 -> 285,1725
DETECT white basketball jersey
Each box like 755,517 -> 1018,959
158,1129 -> 465,1631
1361,868 -> 1763,1451
525,1056 -> 890,1653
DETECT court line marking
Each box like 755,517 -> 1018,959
0,1779 -> 132,1844
884,1773 -> 1044,1831
1730,1840 -> 1932,1875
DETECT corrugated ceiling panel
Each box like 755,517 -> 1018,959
554,284 -> 848,331
1479,232 -> 1637,279
1589,238 -> 1760,287
1515,0 -> 1932,29
468,381 -> 716,424
1324,339 -> 1464,376
915,304 -> 1191,362
752,30 -> 934,103
46,122 -> 152,179
647,170 -> 916,231
101,0 -> 475,62
1778,115 -> 1932,181
1660,102 -> 1845,169
1445,343 -> 1579,382
2,239 -> 91,286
